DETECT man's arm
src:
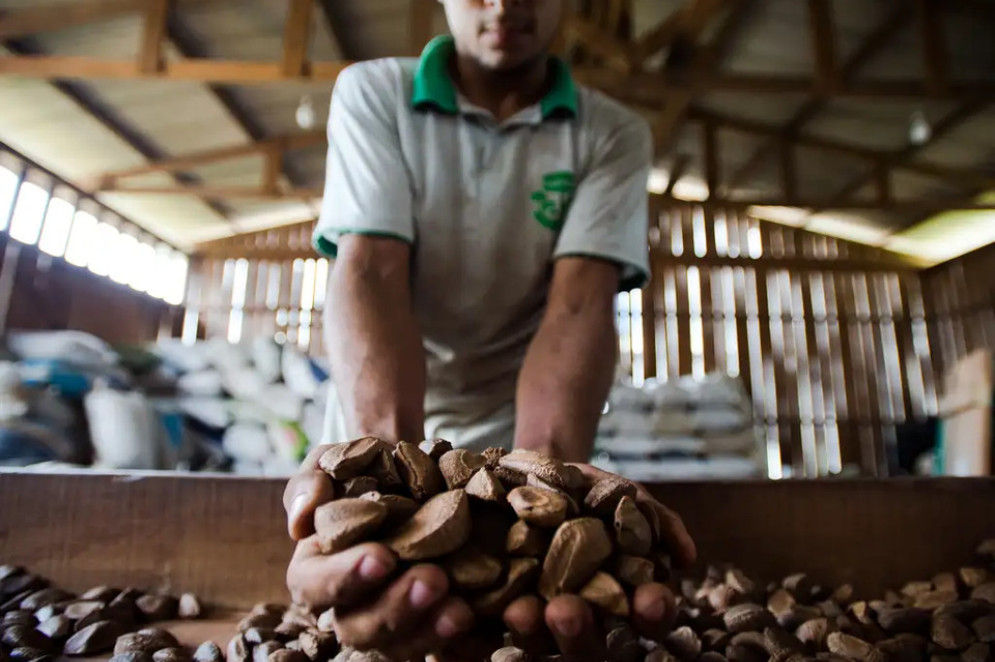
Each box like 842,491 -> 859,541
325,234 -> 426,444
513,256 -> 619,462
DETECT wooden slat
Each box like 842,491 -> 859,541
830,271 -> 860,469
855,273 -> 885,475
797,272 -> 824,474
891,273 -> 920,421
700,262 -> 716,374
764,266 -> 788,469
777,269 -> 802,474
736,264 -> 761,422
812,271 -> 843,470
675,267 -> 693,377
641,285 -> 658,380
876,273 -> 908,425
663,266 -> 680,381
753,266 -> 781,470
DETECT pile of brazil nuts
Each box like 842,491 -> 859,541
3,435 -> 995,662
310,438 -> 674,629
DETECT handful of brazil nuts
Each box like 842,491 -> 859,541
312,438 -> 672,631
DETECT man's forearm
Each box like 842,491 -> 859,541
325,261 -> 426,445
513,302 -> 617,462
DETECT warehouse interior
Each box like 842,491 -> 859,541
0,0 -> 993,481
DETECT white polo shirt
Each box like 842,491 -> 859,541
314,35 -> 652,450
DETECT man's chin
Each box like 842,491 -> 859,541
478,49 -> 540,73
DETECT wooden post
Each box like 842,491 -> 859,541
283,0 -> 315,78
917,0 -> 948,94
807,0 -> 837,92
139,0 -> 169,75
703,121 -> 719,199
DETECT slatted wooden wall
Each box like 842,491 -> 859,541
186,222 -> 328,356
615,201 -> 938,477
919,242 -> 995,381
189,207 -> 949,477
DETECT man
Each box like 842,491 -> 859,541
284,0 -> 695,660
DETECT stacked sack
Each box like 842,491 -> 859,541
593,372 -> 765,480
154,337 -> 331,476
0,329 -> 334,475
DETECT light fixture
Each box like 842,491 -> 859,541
295,95 -> 316,130
909,110 -> 931,145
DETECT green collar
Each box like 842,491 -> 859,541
411,35 -> 578,119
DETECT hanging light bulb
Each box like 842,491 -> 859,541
909,110 -> 931,145
295,95 -> 316,130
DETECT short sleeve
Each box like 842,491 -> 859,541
553,117 -> 652,291
312,63 -> 414,258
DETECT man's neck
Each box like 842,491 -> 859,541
450,52 -> 551,123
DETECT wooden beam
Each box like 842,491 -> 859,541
630,0 -> 727,67
654,194 -> 995,213
0,55 -> 353,84
165,12 -> 307,189
101,185 -> 322,200
917,0 -> 949,94
874,160 -> 891,206
605,0 -> 628,37
283,0 -> 314,78
689,107 -> 992,190
263,145 -> 283,195
2,37 -> 231,221
587,68 -> 995,102
820,98 -> 991,207
98,132 -> 325,182
0,0 -> 228,40
0,0 -> 143,39
562,15 -> 633,72
651,0 -> 750,155
139,0 -> 169,75
703,121 -> 719,199
807,0 -> 837,92
664,154 -> 691,198
3,52 -> 993,102
650,252 -> 917,274
779,139 -> 797,204
722,4 -> 912,194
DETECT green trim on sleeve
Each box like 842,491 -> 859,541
411,35 -> 578,119
618,269 -> 649,293
312,229 -> 414,259
553,251 -> 649,293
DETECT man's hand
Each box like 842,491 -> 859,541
284,447 -> 695,662
501,462 -> 695,662
283,445 -> 474,661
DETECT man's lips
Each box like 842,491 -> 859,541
483,25 -> 532,46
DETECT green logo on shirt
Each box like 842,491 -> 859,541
531,171 -> 575,231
